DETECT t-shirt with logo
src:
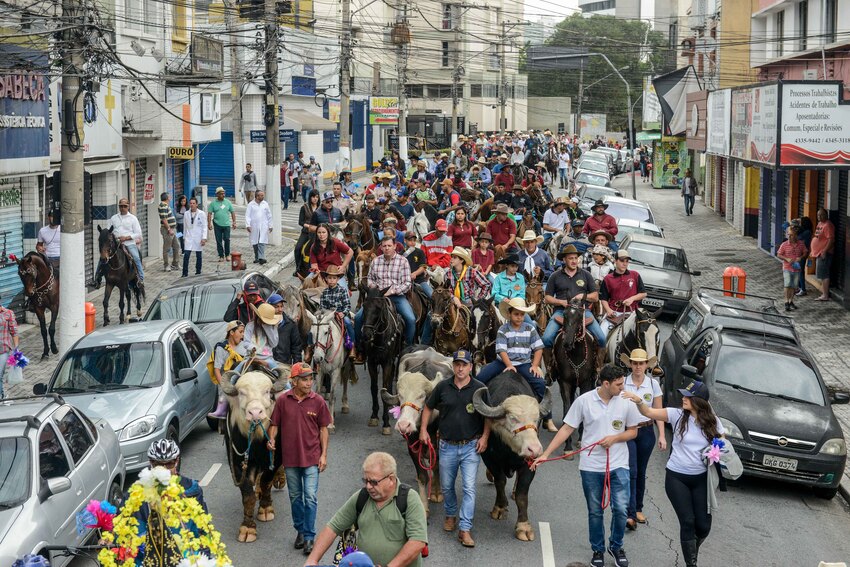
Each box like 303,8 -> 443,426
208,198 -> 235,227
665,407 -> 725,476
564,388 -> 642,472
624,374 -> 662,424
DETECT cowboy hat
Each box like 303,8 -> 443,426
588,230 -> 614,243
494,203 -> 512,214
321,264 -> 346,277
557,244 -> 580,260
450,246 -> 473,267
471,164 -> 481,171
591,199 -> 609,210
439,153 -> 449,158
477,232 -> 493,241
618,347 -> 658,368
535,161 -> 546,168
250,302 -> 282,326
379,172 -> 393,179
498,297 -> 536,320
517,230 -> 544,245
497,253 -> 520,265
552,197 -> 568,207
476,156 -> 487,164
215,186 -> 226,194
499,153 -> 509,159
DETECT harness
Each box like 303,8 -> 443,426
231,420 -> 275,484
313,312 -> 346,366
21,258 -> 55,305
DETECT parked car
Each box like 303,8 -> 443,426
571,171 -> 612,193
618,233 -> 700,314
575,158 -> 611,178
615,218 -> 663,241
659,289 -> 849,499
0,394 -> 125,566
576,184 -> 623,216
602,195 -> 656,224
593,147 -> 623,174
34,320 -> 217,472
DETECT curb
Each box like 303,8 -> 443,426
263,251 -> 295,281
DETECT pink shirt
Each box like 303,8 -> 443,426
777,240 -> 807,272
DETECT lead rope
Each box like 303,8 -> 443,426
529,440 -> 611,510
234,421 -> 275,484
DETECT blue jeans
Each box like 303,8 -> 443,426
580,468 -> 630,553
343,316 -> 354,343
182,250 -> 202,276
476,360 -> 545,400
683,194 -> 695,215
283,184 -> 291,209
253,243 -> 266,261
559,167 -> 568,185
0,352 -> 9,398
355,295 -> 416,346
213,224 -> 231,258
124,242 -> 144,281
439,439 -> 480,531
543,308 -> 606,348
627,425 -> 656,519
417,281 -> 434,299
284,466 -> 320,540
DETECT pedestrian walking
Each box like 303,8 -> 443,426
304,452 -> 428,567
36,210 -> 61,274
777,225 -> 807,311
208,187 -> 236,263
239,163 -> 258,203
174,195 -> 188,251
0,300 -> 19,399
158,192 -> 181,272
621,379 -> 728,567
246,190 -> 273,264
419,349 -> 490,548
811,208 -> 835,301
267,362 -> 331,556
532,364 -> 641,567
682,169 -> 697,216
181,197 -> 207,277
620,348 -> 665,530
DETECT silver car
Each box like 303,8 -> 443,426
619,234 -> 701,314
35,320 -> 217,472
0,395 -> 125,566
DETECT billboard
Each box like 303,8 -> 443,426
642,76 -> 662,131
706,89 -> 731,156
49,78 -> 123,160
369,96 -> 399,125
729,84 -> 778,166
570,113 -> 607,138
779,82 -> 850,167
0,44 -> 50,175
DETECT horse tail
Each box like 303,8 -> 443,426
135,280 -> 146,302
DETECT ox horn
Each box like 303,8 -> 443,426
472,387 -> 505,419
538,387 -> 553,418
381,388 -> 400,406
219,371 -> 240,396
271,365 -> 292,392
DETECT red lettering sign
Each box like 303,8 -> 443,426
0,71 -> 46,101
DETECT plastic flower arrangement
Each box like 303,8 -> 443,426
76,499 -> 117,535
97,466 -> 231,567
7,349 -> 29,368
703,437 -> 725,465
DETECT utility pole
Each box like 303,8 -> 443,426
575,63 -> 584,138
264,0 -> 281,245
226,1 -> 246,204
58,0 -> 86,353
450,3 -> 461,145
394,4 -> 410,162
497,7 -> 507,132
339,0 -> 352,173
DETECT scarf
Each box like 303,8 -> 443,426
452,266 -> 468,303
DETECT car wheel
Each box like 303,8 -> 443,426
813,486 -> 839,500
108,480 -> 124,507
166,423 -> 181,473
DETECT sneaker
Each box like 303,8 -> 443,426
784,303 -> 791,312
795,289 -> 806,297
165,266 -> 172,272
608,547 -> 629,567
590,551 -> 605,567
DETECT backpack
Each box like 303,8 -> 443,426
351,483 -> 428,558
206,342 -> 243,384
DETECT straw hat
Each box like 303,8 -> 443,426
498,297 -> 536,320
450,246 -> 473,267
250,302 -> 282,326
535,161 -> 546,168
379,172 -> 393,180
619,348 -> 658,368
476,156 -> 487,164
517,230 -> 544,245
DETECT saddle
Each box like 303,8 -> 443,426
606,313 -> 627,327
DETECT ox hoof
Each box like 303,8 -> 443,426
381,426 -> 392,436
237,526 -> 258,543
515,521 -> 535,542
485,470 -> 494,483
429,493 -> 444,503
341,405 -> 350,414
368,418 -> 379,427
257,506 -> 275,522
490,506 -> 508,520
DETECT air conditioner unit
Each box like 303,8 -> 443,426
802,69 -> 818,80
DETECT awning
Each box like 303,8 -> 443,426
636,131 -> 661,142
283,109 -> 337,131
84,159 -> 128,175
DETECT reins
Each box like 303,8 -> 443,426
529,440 -> 611,510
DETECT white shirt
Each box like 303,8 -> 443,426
37,225 -> 61,257
624,374 -> 662,424
510,152 -> 525,165
666,407 -> 725,475
558,152 -> 571,169
565,388 -> 642,472
109,212 -> 142,244
245,200 -> 272,245
183,208 -> 208,252
542,209 -> 568,233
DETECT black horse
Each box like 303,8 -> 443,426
97,226 -> 145,325
15,252 -> 59,359
359,286 -> 404,435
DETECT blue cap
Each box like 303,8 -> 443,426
570,218 -> 585,227
452,349 -> 472,363
678,380 -> 709,401
267,293 -> 285,305
339,551 -> 375,567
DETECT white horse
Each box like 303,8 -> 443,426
411,209 -> 431,242
306,309 -> 351,432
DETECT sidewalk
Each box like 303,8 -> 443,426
609,174 -> 850,495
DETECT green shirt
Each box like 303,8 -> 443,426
328,484 -> 428,567
208,198 -> 234,227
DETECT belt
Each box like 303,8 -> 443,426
636,421 -> 654,429
442,437 -> 479,445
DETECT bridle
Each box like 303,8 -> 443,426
20,259 -> 55,303
312,312 -> 345,366
562,302 -> 590,371
362,296 -> 401,346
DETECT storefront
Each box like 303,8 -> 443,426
652,137 -> 689,189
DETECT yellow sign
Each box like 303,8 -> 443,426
168,146 -> 195,160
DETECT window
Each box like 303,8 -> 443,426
441,42 -> 450,67
52,343 -> 164,391
172,0 -> 189,49
824,0 -> 837,44
53,406 -> 94,464
0,438 -> 30,507
470,84 -> 482,98
144,0 -> 158,35
442,4 -> 453,30
776,10 -> 784,57
179,327 -> 205,362
171,339 -> 191,379
798,1 -> 808,51
124,0 -> 141,30
408,84 -> 424,98
488,44 -> 500,71
675,307 -> 704,345
688,334 -> 714,374
39,425 -> 71,479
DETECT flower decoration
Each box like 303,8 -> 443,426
703,437 -> 726,465
7,349 -> 29,368
389,405 -> 401,419
76,499 -> 117,535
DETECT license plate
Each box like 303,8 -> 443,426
762,454 -> 798,471
643,297 -> 664,308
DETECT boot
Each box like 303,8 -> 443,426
681,539 -> 698,567
208,398 -> 228,419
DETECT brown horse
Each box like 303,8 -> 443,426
15,252 -> 59,359
429,285 -> 471,356
97,226 -> 145,325
524,274 -> 550,334
343,215 -> 376,292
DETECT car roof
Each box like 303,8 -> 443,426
623,233 -> 683,249
71,320 -> 187,348
616,218 -> 662,231
692,288 -> 800,341
719,329 -> 803,355
575,168 -> 610,178
603,195 -> 650,208
0,396 -> 63,435
156,270 -> 264,293
581,184 -> 619,193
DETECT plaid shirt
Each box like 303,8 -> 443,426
0,308 -> 18,353
368,253 -> 412,296
446,266 -> 492,305
320,284 -> 351,314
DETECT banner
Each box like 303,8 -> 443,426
652,66 -> 702,136
730,84 -> 778,165
642,76 -> 662,131
143,173 -> 156,205
706,89 -> 731,156
328,99 -> 341,123
780,82 -> 850,166
369,96 -> 399,125
653,138 -> 690,189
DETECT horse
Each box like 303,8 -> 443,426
545,146 -> 560,183
429,285 -> 471,356
524,274 -> 549,334
15,252 -> 59,359
96,226 -> 145,325
343,215 -> 376,292
551,301 -> 597,454
511,163 -> 528,181
605,307 -> 661,372
360,286 -> 405,435
410,207 -> 431,242
471,297 -> 499,371
307,308 -> 354,430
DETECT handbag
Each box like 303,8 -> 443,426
7,364 -> 23,385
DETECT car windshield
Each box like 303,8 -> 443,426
714,346 -> 825,406
617,224 -> 662,240
606,202 -> 653,223
579,161 -> 609,174
51,343 -> 164,392
576,173 -> 609,186
627,242 -> 689,271
582,187 -> 617,202
145,283 -> 238,324
0,437 -> 30,508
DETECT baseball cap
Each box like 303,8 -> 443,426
678,380 -> 710,401
267,293 -> 285,305
452,349 -> 472,363
322,190 -> 334,201
244,281 -> 260,294
290,362 -> 315,379
570,218 -> 585,227
615,249 -> 631,260
435,219 -> 448,231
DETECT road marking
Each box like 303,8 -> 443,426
199,463 -> 222,487
539,521 -> 556,567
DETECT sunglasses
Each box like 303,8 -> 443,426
362,473 -> 392,487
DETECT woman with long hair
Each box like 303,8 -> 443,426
446,206 -> 477,248
295,189 -> 321,278
622,380 -> 724,567
175,194 -> 189,251
308,224 -> 353,287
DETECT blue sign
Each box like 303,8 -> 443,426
249,129 -> 297,143
280,129 -> 296,143
0,45 -> 49,162
303,64 -> 315,77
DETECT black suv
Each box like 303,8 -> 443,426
659,288 -> 849,499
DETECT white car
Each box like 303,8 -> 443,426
616,218 -> 664,241
602,195 -> 656,225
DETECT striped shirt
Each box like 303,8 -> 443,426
495,321 -> 543,365
0,308 -> 18,353
368,253 -> 412,296
158,201 -> 176,229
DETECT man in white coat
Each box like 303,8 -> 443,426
182,197 -> 208,277
246,189 -> 273,265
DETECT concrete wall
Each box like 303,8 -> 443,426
527,97 -> 572,133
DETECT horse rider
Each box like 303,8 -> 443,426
378,217 -> 405,250
493,159 -> 515,190
510,145 -> 525,166
561,219 -> 592,256
599,249 -> 647,337
542,198 -> 570,249
491,254 -> 533,325
566,196 -> 586,222
36,210 -> 61,274
410,159 -> 434,186
583,200 -> 619,238
354,236 -> 417,361
340,169 -> 358,197
516,230 -> 553,282
331,182 -> 354,216
492,153 -> 510,175
421,218 -> 454,269
93,197 -> 144,288
446,247 -> 492,311
581,230 -> 616,270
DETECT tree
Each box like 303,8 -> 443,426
526,14 -> 668,133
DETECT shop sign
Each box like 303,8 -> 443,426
369,96 -> 399,125
779,82 -> 850,167
328,99 -> 340,123
0,47 -> 50,168
706,89 -> 731,156
653,138 -> 689,188
143,173 -> 156,205
168,146 -> 195,160
730,84 -> 778,166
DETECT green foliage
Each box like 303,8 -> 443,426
526,14 -> 668,131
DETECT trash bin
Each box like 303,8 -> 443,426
231,252 -> 244,271
722,266 -> 746,298
85,302 -> 96,334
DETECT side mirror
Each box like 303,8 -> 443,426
177,368 -> 198,382
831,391 -> 850,405
40,476 -> 72,502
33,383 -> 47,395
681,364 -> 700,380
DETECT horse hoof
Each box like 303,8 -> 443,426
341,405 -> 350,414
382,426 -> 392,436
490,506 -> 508,520
368,418 -> 379,427
429,493 -> 444,503
515,521 -> 535,542
486,470 -> 494,483
257,506 -> 275,522
272,469 -> 287,490
237,526 -> 257,543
